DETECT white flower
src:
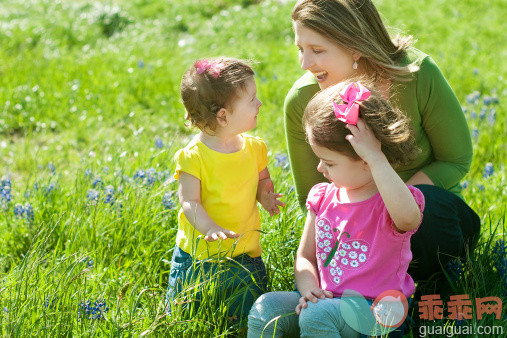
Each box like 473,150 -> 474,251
318,242 -> 324,248
348,251 -> 358,259
336,267 -> 343,275
338,249 -> 347,257
333,276 -> 341,284
350,260 -> 359,268
324,239 -> 331,246
330,268 -> 336,276
324,246 -> 331,253
326,233 -> 333,239
352,241 -> 361,249
321,253 -> 327,260
359,253 -> 367,262
318,220 -> 325,227
324,224 -> 330,231
342,243 -> 351,250
341,258 -> 348,265
361,245 -> 368,252
318,231 -> 325,239
330,259 -> 337,267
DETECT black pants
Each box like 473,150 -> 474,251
408,184 -> 481,282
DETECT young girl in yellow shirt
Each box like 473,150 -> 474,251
165,57 -> 284,324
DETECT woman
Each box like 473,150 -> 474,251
248,0 -> 480,336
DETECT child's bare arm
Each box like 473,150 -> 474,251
257,167 -> 285,216
295,211 -> 333,314
179,171 -> 239,241
346,120 -> 421,232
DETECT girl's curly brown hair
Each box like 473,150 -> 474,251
180,57 -> 254,133
303,79 -> 420,167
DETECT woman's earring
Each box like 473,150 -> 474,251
353,61 -> 358,70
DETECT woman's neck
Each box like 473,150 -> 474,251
198,132 -> 243,154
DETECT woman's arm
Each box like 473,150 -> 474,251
284,80 -> 325,210
414,56 -> 473,189
295,210 -> 333,314
179,171 -> 239,241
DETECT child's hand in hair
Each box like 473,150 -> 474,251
345,119 -> 385,164
295,287 -> 334,315
258,179 -> 285,217
203,226 -> 239,242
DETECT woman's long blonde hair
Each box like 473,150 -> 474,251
292,0 -> 419,82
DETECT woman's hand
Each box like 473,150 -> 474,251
345,119 -> 385,165
295,287 -> 333,315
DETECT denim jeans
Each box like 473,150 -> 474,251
248,291 -> 410,338
165,246 -> 268,322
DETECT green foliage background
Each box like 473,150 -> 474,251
0,0 -> 505,336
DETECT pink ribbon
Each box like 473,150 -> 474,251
332,82 -> 371,125
194,60 -> 225,79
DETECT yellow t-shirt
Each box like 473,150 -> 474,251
174,134 -> 269,259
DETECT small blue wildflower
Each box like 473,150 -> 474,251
483,96 -> 492,106
470,111 -> 477,119
45,294 -> 58,309
462,106 -> 468,114
104,185 -> 115,205
84,169 -> 93,178
477,184 -> 485,191
13,203 -> 24,217
92,176 -> 103,188
479,106 -> 487,119
483,163 -> 494,178
445,259 -> 464,283
491,240 -> 507,291
473,68 -> 478,75
138,60 -> 145,69
47,163 -> 56,173
466,91 -> 480,105
274,153 -> 290,169
488,108 -> 496,126
78,299 -> 109,320
460,180 -> 469,189
3,307 -> 8,313
45,182 -> 56,194
0,177 -> 12,203
155,137 -> 164,148
102,166 -> 109,174
87,189 -> 100,201
146,168 -> 157,185
24,203 -> 34,221
162,191 -> 176,210
472,128 -> 479,139
133,170 -> 145,181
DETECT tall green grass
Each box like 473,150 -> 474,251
0,0 -> 505,336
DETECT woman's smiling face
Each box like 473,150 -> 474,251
294,21 -> 359,89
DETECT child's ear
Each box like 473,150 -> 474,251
216,108 -> 228,127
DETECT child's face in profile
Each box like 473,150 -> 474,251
310,142 -> 372,190
225,77 -> 262,134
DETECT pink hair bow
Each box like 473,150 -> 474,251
194,60 -> 225,79
332,82 -> 371,125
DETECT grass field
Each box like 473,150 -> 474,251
0,0 -> 505,336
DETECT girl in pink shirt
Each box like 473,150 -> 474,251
248,80 -> 424,337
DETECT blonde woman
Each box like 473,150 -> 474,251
248,0 -> 479,336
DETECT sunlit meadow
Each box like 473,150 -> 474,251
0,0 -> 505,336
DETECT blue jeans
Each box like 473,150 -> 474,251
165,246 -> 268,322
248,291 -> 410,337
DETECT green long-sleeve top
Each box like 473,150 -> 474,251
285,48 -> 473,210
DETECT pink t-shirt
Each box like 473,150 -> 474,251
306,183 -> 425,300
